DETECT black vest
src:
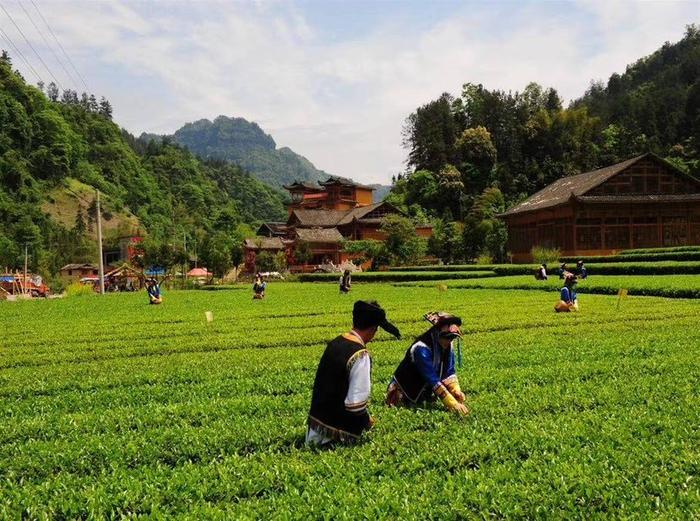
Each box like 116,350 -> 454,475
393,341 -> 449,403
308,335 -> 370,441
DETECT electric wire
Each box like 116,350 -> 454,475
18,0 -> 78,90
29,0 -> 89,91
0,2 -> 63,90
0,25 -> 42,82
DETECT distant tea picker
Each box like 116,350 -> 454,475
555,273 -> 579,312
253,273 -> 266,299
145,276 -> 168,305
339,269 -> 352,294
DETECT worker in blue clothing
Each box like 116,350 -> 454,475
253,273 -> 266,299
555,273 -> 579,312
576,260 -> 588,279
145,278 -> 163,305
385,311 -> 469,416
558,262 -> 569,279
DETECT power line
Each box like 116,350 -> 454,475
0,2 -> 63,90
29,0 -> 88,91
65,186 -> 94,208
0,26 -> 42,82
18,0 -> 79,91
65,186 -> 118,217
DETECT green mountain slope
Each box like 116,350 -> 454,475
573,24 -> 700,164
144,115 -> 393,201
0,54 -> 286,276
147,115 -> 330,188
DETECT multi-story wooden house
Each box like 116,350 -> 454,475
499,153 -> 700,262
244,176 -> 431,271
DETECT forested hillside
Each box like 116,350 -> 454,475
0,52 -> 286,278
144,115 -> 331,188
146,116 -> 393,200
390,25 -> 700,263
573,27 -> 700,160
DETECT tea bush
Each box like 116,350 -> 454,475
1,284 -> 699,518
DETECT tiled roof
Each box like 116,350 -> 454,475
283,181 -> 324,191
244,237 -> 286,250
295,227 -> 344,243
319,175 -> 374,190
575,194 -> 700,204
60,263 -> 98,271
501,154 -> 649,216
257,222 -> 288,236
337,202 -> 386,225
290,209 -> 349,227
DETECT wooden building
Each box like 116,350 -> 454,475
284,177 -> 374,213
243,237 -> 289,272
244,176 -> 432,271
59,263 -> 100,283
256,222 -> 288,237
500,153 -> 700,262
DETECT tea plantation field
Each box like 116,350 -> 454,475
1,283 -> 699,518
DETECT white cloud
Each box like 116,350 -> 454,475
1,0 -> 697,184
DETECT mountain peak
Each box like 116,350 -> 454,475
160,115 -> 326,188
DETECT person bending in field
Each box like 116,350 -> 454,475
306,300 -> 401,446
385,312 -> 469,417
339,269 -> 352,294
576,260 -> 587,279
252,273 -> 266,300
535,263 -> 548,280
555,273 -> 579,312
145,278 -> 163,305
558,262 -> 569,279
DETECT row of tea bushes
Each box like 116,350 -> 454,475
298,261 -> 700,284
2,285 -> 700,517
298,271 -> 498,283
559,251 -> 700,263
391,265 -> 502,272
492,261 -> 700,276
619,245 -> 700,255
395,274 -> 700,299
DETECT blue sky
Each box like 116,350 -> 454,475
1,0 -> 698,184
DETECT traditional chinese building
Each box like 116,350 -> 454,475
499,153 -> 700,262
244,176 -> 432,271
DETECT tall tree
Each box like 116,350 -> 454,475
98,97 -> 113,120
403,93 -> 458,172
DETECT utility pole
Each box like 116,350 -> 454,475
23,243 -> 28,295
96,190 -> 105,295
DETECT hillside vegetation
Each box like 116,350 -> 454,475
391,26 -> 700,263
0,53 -> 286,276
145,115 -> 332,189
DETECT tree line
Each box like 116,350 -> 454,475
0,50 -> 287,286
388,25 -> 700,264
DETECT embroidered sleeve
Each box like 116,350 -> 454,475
412,344 -> 441,389
345,350 -> 371,414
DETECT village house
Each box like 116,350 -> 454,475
59,263 -> 100,283
244,176 -> 432,271
499,153 -> 700,262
